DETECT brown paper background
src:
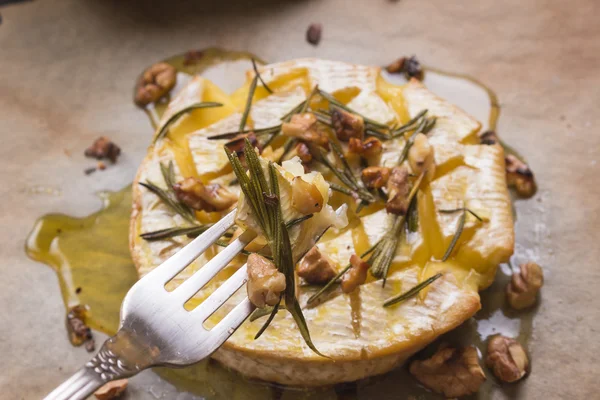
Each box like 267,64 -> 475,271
1,0 -> 599,398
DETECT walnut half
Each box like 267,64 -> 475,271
134,62 -> 177,107
486,335 -> 529,383
506,262 -> 544,310
385,166 -> 411,215
246,254 -> 286,308
409,345 -> 486,398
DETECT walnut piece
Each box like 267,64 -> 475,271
361,166 -> 390,189
295,142 -> 313,164
479,130 -> 500,145
409,345 -> 486,398
84,137 -> 121,163
282,113 -> 329,149
385,166 -> 411,215
94,379 -> 128,400
341,255 -> 370,294
385,55 -> 423,80
505,154 -> 537,198
408,133 -> 435,180
291,177 -> 324,214
173,177 -> 237,212
506,262 -> 543,310
298,246 -> 337,284
134,62 -> 177,107
348,137 -> 383,159
331,107 -> 365,141
247,253 -> 286,308
306,23 -> 322,46
66,305 -> 94,351
486,335 -> 529,383
225,132 -> 260,165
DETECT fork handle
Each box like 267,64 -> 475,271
44,334 -> 140,400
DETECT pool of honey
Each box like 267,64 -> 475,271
25,48 -> 535,399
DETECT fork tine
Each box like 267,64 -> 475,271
193,264 -> 248,322
203,297 -> 254,350
142,209 -> 237,285
171,229 -> 256,303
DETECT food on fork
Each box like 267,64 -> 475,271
130,58 -> 517,387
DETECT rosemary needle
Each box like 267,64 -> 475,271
383,273 -> 443,307
440,208 -> 483,261
154,102 -> 223,142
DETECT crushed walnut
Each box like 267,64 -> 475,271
295,142 -> 313,164
361,166 -> 390,189
341,254 -> 370,294
385,55 -> 424,80
282,113 -> 329,149
330,107 -> 365,141
505,154 -> 537,198
225,132 -> 260,162
385,166 -> 411,215
247,253 -> 286,308
506,262 -> 543,310
349,137 -> 383,159
408,133 -> 435,180
486,335 -> 529,383
298,246 -> 337,284
134,62 -> 177,107
409,345 -> 486,398
306,23 -> 322,46
291,177 -> 324,214
84,137 -> 121,163
66,305 -> 95,352
173,177 -> 237,212
94,379 -> 128,400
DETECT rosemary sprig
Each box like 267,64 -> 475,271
138,162 -> 196,224
390,109 -> 428,139
368,171 -> 426,285
407,196 -> 419,232
140,225 -> 209,241
226,139 -> 326,357
154,102 -> 223,142
383,273 -> 443,307
207,125 -> 282,141
439,208 -> 483,262
251,58 -> 273,94
396,115 -> 436,165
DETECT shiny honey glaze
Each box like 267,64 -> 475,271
25,48 -> 535,399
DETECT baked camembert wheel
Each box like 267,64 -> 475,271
130,59 -> 514,386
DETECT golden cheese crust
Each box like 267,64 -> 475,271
129,59 -> 512,386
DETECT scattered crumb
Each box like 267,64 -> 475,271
63,149 -> 72,157
66,305 -> 95,351
84,137 -> 121,163
306,23 -> 322,46
85,167 -> 97,175
94,379 -> 128,400
75,287 -> 82,294
97,161 -> 107,170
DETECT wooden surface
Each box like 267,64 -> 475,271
1,0 -> 599,398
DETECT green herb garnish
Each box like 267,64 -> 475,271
251,59 -> 273,94
226,139 -> 326,357
383,273 -> 443,307
439,208 -> 483,261
154,102 -> 223,142
140,225 -> 210,241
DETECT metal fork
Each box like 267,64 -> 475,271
44,209 -> 257,400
